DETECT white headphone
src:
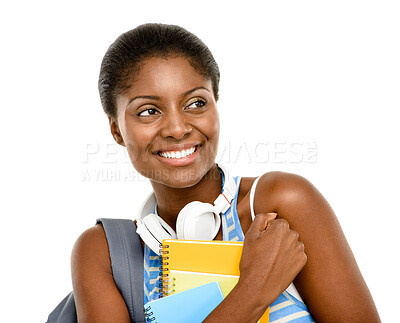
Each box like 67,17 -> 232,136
136,164 -> 237,254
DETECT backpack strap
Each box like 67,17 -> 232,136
47,292 -> 77,323
97,218 -> 145,323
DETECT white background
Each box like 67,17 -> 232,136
1,1 -> 399,321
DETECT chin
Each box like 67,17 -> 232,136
140,161 -> 215,189
154,167 -> 206,188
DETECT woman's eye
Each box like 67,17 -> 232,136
186,99 -> 206,110
138,108 -> 159,116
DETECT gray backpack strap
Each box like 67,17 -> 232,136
97,218 -> 145,323
47,292 -> 77,323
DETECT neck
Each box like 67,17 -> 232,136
150,164 -> 222,231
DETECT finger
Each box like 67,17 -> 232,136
247,212 -> 277,236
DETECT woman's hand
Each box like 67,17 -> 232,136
238,212 -> 307,310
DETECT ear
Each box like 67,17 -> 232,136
108,117 -> 126,147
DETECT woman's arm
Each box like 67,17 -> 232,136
204,213 -> 308,322
254,171 -> 380,322
71,225 -> 131,323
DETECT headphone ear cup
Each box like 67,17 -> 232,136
176,201 -> 221,240
144,213 -> 177,240
138,214 -> 177,254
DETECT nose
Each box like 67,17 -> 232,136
160,110 -> 192,140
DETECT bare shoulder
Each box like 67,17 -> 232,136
238,171 -> 317,234
71,224 -> 111,272
251,171 -> 329,220
71,224 -> 130,323
257,170 -> 318,198
240,171 -> 321,216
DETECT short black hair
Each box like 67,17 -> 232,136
98,23 -> 220,119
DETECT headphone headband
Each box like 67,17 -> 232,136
136,164 -> 237,253
137,164 -> 235,221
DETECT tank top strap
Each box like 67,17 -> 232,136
221,176 -> 245,242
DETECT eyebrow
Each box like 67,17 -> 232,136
127,86 -> 210,107
183,86 -> 210,97
127,95 -> 160,106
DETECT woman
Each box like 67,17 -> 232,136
71,23 -> 380,322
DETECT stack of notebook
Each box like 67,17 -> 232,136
143,239 -> 269,322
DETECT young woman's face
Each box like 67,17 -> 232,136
114,56 -> 220,188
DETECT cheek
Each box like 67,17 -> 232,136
124,140 -> 143,166
208,110 -> 220,140
122,123 -> 155,166
201,111 -> 220,154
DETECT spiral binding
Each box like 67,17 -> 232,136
161,243 -> 175,297
158,243 -> 164,298
144,305 -> 156,322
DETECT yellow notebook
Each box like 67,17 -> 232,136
161,239 -> 269,322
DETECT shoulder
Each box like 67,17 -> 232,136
258,170 -> 314,192
71,224 -> 111,272
237,171 -> 319,234
239,171 -> 331,233
73,224 -> 107,247
240,171 -> 318,212
252,171 -> 323,217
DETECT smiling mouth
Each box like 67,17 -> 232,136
157,145 -> 198,159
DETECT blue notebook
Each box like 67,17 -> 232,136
144,282 -> 224,323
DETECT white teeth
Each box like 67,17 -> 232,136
159,146 -> 196,159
